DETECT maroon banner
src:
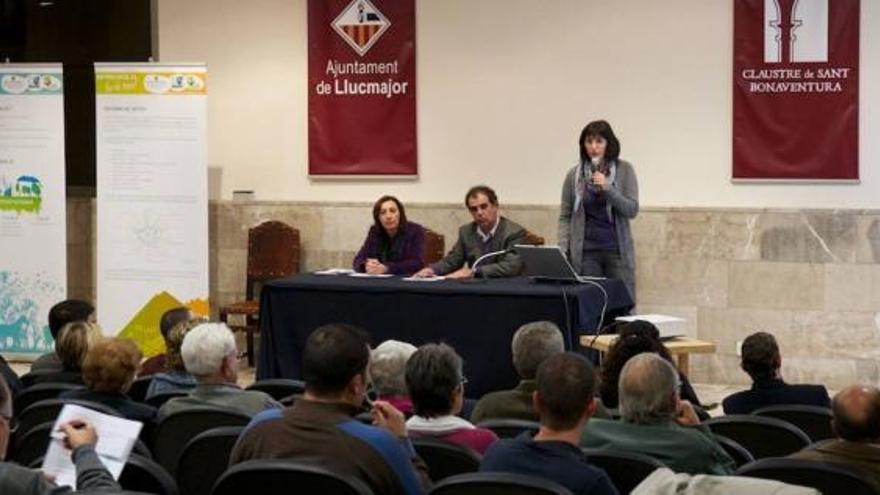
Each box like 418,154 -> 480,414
308,0 -> 416,176
733,0 -> 859,180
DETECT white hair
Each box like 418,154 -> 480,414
181,322 -> 236,376
370,340 -> 417,396
619,352 -> 680,424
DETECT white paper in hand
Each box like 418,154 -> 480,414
41,404 -> 143,489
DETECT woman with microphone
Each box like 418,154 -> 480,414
558,120 -> 639,301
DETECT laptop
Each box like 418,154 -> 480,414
515,245 -> 605,283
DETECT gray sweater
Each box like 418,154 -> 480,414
0,445 -> 120,494
431,217 -> 526,278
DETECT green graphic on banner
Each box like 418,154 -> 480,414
0,175 -> 43,213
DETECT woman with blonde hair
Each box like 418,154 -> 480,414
30,321 -> 102,385
144,317 -> 205,399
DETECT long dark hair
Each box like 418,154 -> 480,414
372,195 -> 408,237
598,320 -> 673,408
578,120 -> 621,165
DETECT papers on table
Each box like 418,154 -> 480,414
41,404 -> 143,489
401,276 -> 446,282
348,272 -> 393,278
314,268 -> 355,275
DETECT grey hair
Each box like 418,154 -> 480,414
619,353 -> 680,424
181,322 -> 237,376
370,340 -> 417,396
511,321 -> 565,380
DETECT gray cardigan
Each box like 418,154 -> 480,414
432,216 -> 526,278
557,160 -> 639,287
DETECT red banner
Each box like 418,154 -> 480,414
308,0 -> 416,176
733,0 -> 859,180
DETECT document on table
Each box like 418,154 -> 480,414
402,276 -> 446,282
348,272 -> 393,278
314,268 -> 355,275
41,404 -> 143,489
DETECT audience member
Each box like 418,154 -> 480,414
405,343 -> 497,454
481,352 -> 618,495
414,185 -> 526,279
30,321 -> 103,386
159,322 -> 279,417
31,299 -> 95,373
0,375 -> 120,493
722,331 -> 830,414
789,385 -> 880,488
144,317 -> 203,400
581,353 -> 735,475
60,337 -> 157,423
138,306 -> 193,377
371,340 -> 418,416
231,323 -> 429,495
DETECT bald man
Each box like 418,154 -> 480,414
790,385 -> 880,488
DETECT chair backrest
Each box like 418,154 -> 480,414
213,459 -> 373,495
429,472 -> 574,495
423,228 -> 445,265
176,426 -> 244,495
476,419 -> 540,439
735,457 -> 880,495
14,382 -> 84,417
119,453 -> 179,495
144,391 -> 189,408
522,230 -> 545,246
752,405 -> 835,442
128,376 -> 153,403
14,398 -> 122,448
153,406 -> 251,477
711,433 -> 755,468
245,379 -> 305,401
582,449 -> 666,495
11,421 -> 54,466
19,370 -> 62,389
412,437 -> 482,482
246,220 -> 300,300
704,415 -> 812,459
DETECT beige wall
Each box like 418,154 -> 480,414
158,0 -> 880,208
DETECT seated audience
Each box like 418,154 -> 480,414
789,385 -> 880,488
722,331 -> 830,414
481,352 -> 618,495
599,320 -> 702,410
144,317 -> 203,400
633,467 -> 819,494
159,322 -> 280,417
60,337 -> 157,423
370,339 -> 418,416
0,375 -> 120,493
231,323 -> 429,495
353,195 -> 426,276
405,343 -> 497,454
472,321 -> 565,423
581,353 -> 735,475
30,321 -> 103,386
31,299 -> 95,373
138,306 -> 193,377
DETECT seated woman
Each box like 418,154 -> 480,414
352,195 -> 425,276
30,321 -> 103,386
405,343 -> 497,454
370,340 -> 418,416
144,318 -> 205,400
60,338 -> 157,423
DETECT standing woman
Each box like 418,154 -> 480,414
353,195 -> 426,276
558,120 -> 639,301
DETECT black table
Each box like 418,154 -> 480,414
256,274 -> 633,398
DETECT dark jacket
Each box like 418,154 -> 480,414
789,439 -> 880,490
0,444 -> 120,494
722,378 -> 831,415
353,222 -> 426,276
59,389 -> 157,424
432,217 -> 526,278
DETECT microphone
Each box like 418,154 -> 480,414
590,157 -> 603,191
470,248 -> 511,274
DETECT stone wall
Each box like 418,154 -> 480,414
65,198 -> 880,389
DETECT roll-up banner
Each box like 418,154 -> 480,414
733,0 -> 859,181
95,63 -> 209,356
308,0 -> 417,176
0,64 -> 67,356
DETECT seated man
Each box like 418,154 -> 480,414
414,185 -> 526,279
138,306 -> 193,377
722,331 -> 830,414
789,385 -> 880,488
231,323 -> 429,495
31,299 -> 95,373
159,322 -> 280,418
481,353 -> 618,495
581,353 -> 735,475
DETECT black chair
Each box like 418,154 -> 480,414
176,426 -> 244,495
413,438 -> 481,482
13,398 -> 122,451
279,394 -> 297,407
476,419 -> 540,439
245,379 -> 305,401
119,453 -> 179,495
752,404 -> 836,442
582,449 -> 665,495
153,406 -> 250,477
213,459 -> 373,495
13,383 -> 84,417
143,391 -> 188,408
711,433 -> 755,468
736,457 -> 880,495
429,472 -> 574,495
128,376 -> 153,403
703,415 -> 812,459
